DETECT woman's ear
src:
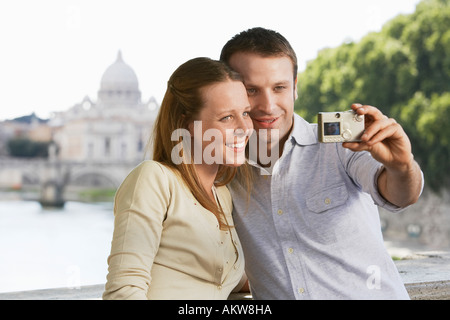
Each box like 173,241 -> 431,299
187,120 -> 195,136
182,114 -> 194,136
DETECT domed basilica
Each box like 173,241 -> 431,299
50,52 -> 159,163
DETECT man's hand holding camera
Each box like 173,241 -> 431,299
343,103 -> 422,208
343,104 -> 412,171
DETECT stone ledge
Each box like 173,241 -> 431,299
405,281 -> 450,300
394,251 -> 450,300
0,284 -> 104,300
1,251 -> 449,300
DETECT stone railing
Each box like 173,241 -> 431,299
394,251 -> 450,300
1,251 -> 449,300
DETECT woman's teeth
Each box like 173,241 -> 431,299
226,142 -> 246,149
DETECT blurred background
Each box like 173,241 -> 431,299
1,0 -> 448,293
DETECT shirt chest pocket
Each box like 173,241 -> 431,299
304,183 -> 357,244
306,183 -> 348,213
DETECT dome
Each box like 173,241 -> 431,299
98,51 -> 141,106
100,51 -> 139,91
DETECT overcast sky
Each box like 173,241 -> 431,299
0,0 -> 421,121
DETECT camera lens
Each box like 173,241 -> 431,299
335,113 -> 341,119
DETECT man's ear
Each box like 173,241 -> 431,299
294,77 -> 299,101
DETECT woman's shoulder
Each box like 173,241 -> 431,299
118,160 -> 180,193
131,160 -> 177,180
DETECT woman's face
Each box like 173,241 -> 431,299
189,80 -> 253,167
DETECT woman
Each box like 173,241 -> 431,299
103,58 -> 253,300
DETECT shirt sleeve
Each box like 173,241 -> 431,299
337,146 -> 407,213
103,161 -> 170,300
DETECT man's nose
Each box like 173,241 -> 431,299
255,90 -> 275,114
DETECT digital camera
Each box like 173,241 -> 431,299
318,110 -> 365,143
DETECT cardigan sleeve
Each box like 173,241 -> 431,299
103,161 -> 171,300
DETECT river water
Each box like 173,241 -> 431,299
0,199 -> 114,293
1,196 -> 443,294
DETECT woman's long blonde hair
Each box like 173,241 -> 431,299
150,57 -> 251,229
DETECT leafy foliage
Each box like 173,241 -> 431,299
295,0 -> 450,192
7,138 -> 49,158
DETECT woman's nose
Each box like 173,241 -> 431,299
234,118 -> 252,137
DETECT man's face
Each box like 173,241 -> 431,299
228,52 -> 297,152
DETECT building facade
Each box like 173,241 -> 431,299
50,51 -> 159,164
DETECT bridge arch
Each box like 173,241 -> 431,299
69,167 -> 122,189
22,169 -> 40,185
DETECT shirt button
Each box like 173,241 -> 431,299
277,209 -> 283,215
217,285 -> 222,290
288,248 -> 294,254
324,198 -> 331,205
298,288 -> 305,294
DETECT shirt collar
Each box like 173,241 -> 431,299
246,114 -> 318,175
289,113 -> 318,146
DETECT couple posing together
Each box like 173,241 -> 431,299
103,28 -> 423,300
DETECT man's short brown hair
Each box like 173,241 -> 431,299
220,27 -> 298,79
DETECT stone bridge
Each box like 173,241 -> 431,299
0,157 -> 139,206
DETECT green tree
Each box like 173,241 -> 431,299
7,138 -> 49,158
295,0 -> 450,192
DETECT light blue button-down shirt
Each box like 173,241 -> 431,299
229,114 -> 414,300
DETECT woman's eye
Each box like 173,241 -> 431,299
221,115 -> 232,121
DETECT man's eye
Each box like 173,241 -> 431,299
275,86 -> 286,91
221,115 -> 232,121
247,88 -> 257,95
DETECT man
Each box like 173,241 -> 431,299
220,27 -> 423,300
